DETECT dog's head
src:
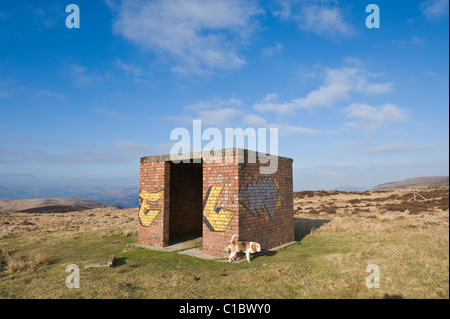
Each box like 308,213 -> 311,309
252,242 -> 261,253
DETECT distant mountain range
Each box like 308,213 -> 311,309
370,176 -> 449,191
0,185 -> 139,208
0,197 -> 122,213
332,185 -> 368,192
1,176 -> 448,210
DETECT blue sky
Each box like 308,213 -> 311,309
0,0 -> 449,192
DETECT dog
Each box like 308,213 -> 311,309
226,234 -> 261,262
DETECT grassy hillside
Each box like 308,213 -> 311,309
0,186 -> 448,298
370,176 -> 449,191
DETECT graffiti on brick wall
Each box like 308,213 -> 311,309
139,188 -> 164,227
239,176 -> 279,220
203,184 -> 236,232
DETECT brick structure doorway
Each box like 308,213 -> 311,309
139,149 -> 294,257
168,161 -> 203,244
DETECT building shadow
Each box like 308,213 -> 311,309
294,217 -> 330,242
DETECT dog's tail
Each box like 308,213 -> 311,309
230,234 -> 237,244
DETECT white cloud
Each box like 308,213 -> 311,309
94,106 -> 123,118
244,113 -> 322,136
166,97 -> 244,127
299,4 -> 354,37
109,0 -> 263,74
273,123 -> 322,136
392,36 -> 426,46
166,108 -> 241,127
114,58 -> 150,85
253,66 -> 393,116
196,108 -> 242,126
165,96 -> 321,135
343,103 -> 409,130
68,64 -> 101,87
0,147 -> 132,164
244,113 -> 268,127
34,89 -> 66,99
112,140 -> 152,155
274,1 -> 354,38
114,58 -> 142,77
261,42 -> 283,58
419,0 -> 449,20
184,97 -> 242,112
364,142 -> 448,153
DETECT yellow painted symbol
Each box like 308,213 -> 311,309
203,184 -> 236,232
139,188 -> 164,227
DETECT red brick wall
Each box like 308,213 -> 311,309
202,154 -> 239,257
237,157 -> 294,251
138,150 -> 294,257
138,161 -> 170,247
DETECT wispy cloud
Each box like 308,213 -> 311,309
34,89 -> 66,99
273,0 -> 354,38
165,96 -> 321,136
167,108 -> 242,127
343,103 -> 409,131
364,142 -> 448,153
184,97 -> 242,112
94,106 -> 124,118
419,0 -> 449,20
392,35 -> 426,46
244,113 -> 322,136
114,58 -> 151,85
112,140 -> 152,155
68,64 -> 101,87
0,147 -> 130,164
0,139 -> 152,164
253,66 -> 393,116
166,97 -> 243,127
109,0 -> 263,74
261,42 -> 283,58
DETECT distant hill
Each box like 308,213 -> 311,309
332,185 -> 367,192
0,185 -> 139,208
370,176 -> 449,191
0,198 -> 122,213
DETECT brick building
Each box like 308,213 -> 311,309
138,148 -> 294,257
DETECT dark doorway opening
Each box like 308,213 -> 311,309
168,160 -> 203,245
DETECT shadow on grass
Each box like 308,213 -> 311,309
294,217 -> 330,242
114,257 -> 127,267
231,250 -> 277,262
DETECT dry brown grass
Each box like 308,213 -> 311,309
294,185 -> 449,238
0,244 -> 52,272
0,207 -> 138,238
0,185 -> 447,298
293,184 -> 449,298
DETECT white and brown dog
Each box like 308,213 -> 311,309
226,234 -> 261,262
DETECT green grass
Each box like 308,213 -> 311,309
0,221 -> 448,299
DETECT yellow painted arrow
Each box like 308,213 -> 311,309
203,184 -> 235,232
139,188 -> 164,227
